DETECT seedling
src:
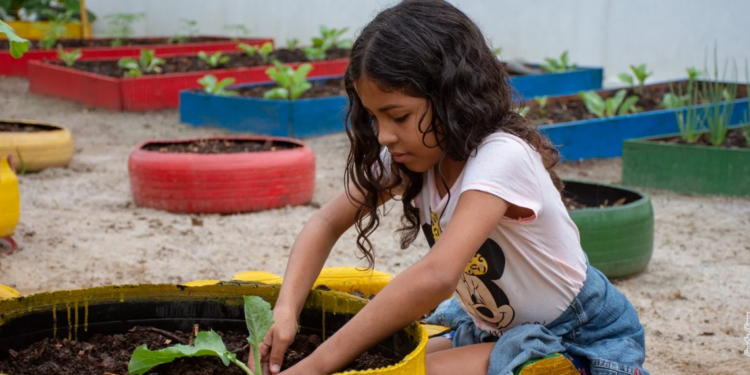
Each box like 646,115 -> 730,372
700,45 -> 738,147
104,12 -> 145,47
264,61 -> 313,100
57,47 -> 81,67
302,45 -> 327,61
238,42 -> 274,63
618,64 -> 653,94
169,19 -> 200,44
666,67 -> 704,143
661,67 -> 702,110
35,10 -> 78,50
314,25 -> 352,50
128,296 -> 272,375
578,89 -> 639,118
118,49 -> 165,77
0,20 -> 29,58
286,38 -> 299,50
198,51 -> 231,68
516,106 -> 530,118
198,75 -> 238,97
223,24 -> 251,41
534,96 -> 548,116
491,47 -> 502,58
540,51 -> 577,73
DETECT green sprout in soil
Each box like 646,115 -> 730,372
534,96 -> 548,116
578,89 -> 639,118
540,50 -> 577,73
199,51 -> 231,68
223,24 -> 251,41
198,74 -> 238,97
666,67 -> 704,143
303,25 -> 352,61
286,38 -> 299,50
169,19 -> 200,44
0,20 -> 29,58
515,106 -> 530,118
35,9 -> 79,50
238,42 -> 274,64
128,296 -> 273,375
104,12 -> 145,47
264,60 -> 313,100
118,49 -> 165,77
57,47 -> 82,67
618,64 -> 652,95
700,45 -> 738,147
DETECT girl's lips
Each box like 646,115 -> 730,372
391,152 -> 409,163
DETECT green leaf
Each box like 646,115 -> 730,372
617,73 -> 634,86
578,90 -> 605,117
0,20 -> 30,59
661,93 -> 683,109
219,55 -> 230,65
216,77 -> 236,90
128,331 -> 234,375
244,296 -> 274,348
618,95 -> 640,115
607,89 -> 627,117
264,87 -> 289,100
560,51 -> 569,68
118,59 -> 139,70
293,63 -> 313,82
291,81 -> 312,100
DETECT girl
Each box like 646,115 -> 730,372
257,1 -> 649,374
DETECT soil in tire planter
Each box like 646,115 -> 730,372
0,326 -> 401,375
0,122 -> 56,132
525,83 -> 748,126
234,78 -> 346,99
654,128 -> 749,149
53,48 -> 351,78
142,139 -> 300,154
0,37 -> 234,51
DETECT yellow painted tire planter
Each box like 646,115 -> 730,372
0,21 -> 91,40
0,120 -> 74,172
0,283 -> 427,374
0,285 -> 19,300
0,156 -> 20,254
230,267 -> 393,297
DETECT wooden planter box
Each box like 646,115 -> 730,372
538,80 -> 748,161
180,76 -> 348,137
0,36 -> 272,76
27,56 -> 348,112
511,66 -> 603,98
622,129 -> 750,196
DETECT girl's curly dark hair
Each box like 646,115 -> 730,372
344,0 -> 563,268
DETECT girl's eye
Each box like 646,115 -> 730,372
394,114 -> 409,123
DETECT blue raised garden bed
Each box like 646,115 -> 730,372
510,66 -> 603,98
538,80 -> 749,161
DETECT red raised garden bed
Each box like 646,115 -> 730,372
0,36 -> 273,77
27,56 -> 349,111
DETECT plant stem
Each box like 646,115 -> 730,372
253,344 -> 262,375
230,357 -> 255,375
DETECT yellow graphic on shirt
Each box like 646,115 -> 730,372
430,211 -> 442,241
464,254 -> 489,276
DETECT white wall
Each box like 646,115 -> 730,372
86,0 -> 750,85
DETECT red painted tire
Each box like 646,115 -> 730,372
128,136 -> 315,214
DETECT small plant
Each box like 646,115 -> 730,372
700,46 -> 738,147
666,67 -> 704,143
57,47 -> 81,67
198,75 -> 238,97
0,20 -> 29,58
314,25 -> 352,50
169,18 -> 199,44
35,10 -> 78,50
286,38 -> 299,50
540,51 -> 577,73
301,45 -> 327,61
618,64 -> 653,94
491,47 -> 502,58
578,89 -> 639,118
104,12 -> 145,47
534,96 -> 548,116
264,61 -> 313,100
118,49 -> 165,77
661,67 -> 702,110
223,24 -> 251,41
238,42 -> 274,63
128,296 -> 272,375
198,51 -> 230,68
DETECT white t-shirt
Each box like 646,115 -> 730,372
381,132 -> 587,337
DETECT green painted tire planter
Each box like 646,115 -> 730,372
0,283 -> 428,374
622,129 -> 750,196
564,180 -> 654,278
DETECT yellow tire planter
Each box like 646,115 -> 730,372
0,21 -> 91,40
0,285 -> 19,300
0,156 -> 20,251
0,283 -> 427,375
0,120 -> 74,172
229,267 -> 393,297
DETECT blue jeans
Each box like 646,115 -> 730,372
425,260 -> 649,375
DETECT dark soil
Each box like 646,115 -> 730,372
234,78 -> 346,99
0,326 -> 400,375
654,128 -> 749,149
0,37 -> 234,51
0,122 -> 55,132
525,82 -> 748,126
142,139 -> 299,154
50,48 -> 351,78
562,196 -> 627,210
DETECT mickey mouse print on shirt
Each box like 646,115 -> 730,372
422,211 -> 516,335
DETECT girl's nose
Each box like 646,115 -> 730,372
377,124 -> 397,146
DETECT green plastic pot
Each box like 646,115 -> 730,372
564,180 -> 654,278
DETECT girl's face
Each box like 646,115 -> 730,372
355,77 -> 444,173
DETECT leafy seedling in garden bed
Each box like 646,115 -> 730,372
104,12 -> 146,47
286,38 -> 299,50
118,49 -> 165,77
198,74 -> 238,97
238,42 -> 274,63
57,47 -> 81,67
35,9 -> 79,50
540,50 -> 577,73
224,24 -> 251,41
199,51 -> 231,68
701,45 -> 738,147
534,96 -> 548,116
578,89 -> 640,118
128,296 -> 273,375
0,20 -> 30,58
618,64 -> 653,95
169,19 -> 199,44
665,67 -> 704,143
303,25 -> 352,61
264,61 -> 314,100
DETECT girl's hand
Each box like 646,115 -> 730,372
250,308 -> 299,375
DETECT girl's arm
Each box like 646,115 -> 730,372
262,186 -> 394,374
280,190 -> 511,375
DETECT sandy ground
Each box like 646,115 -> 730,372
0,76 -> 749,374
